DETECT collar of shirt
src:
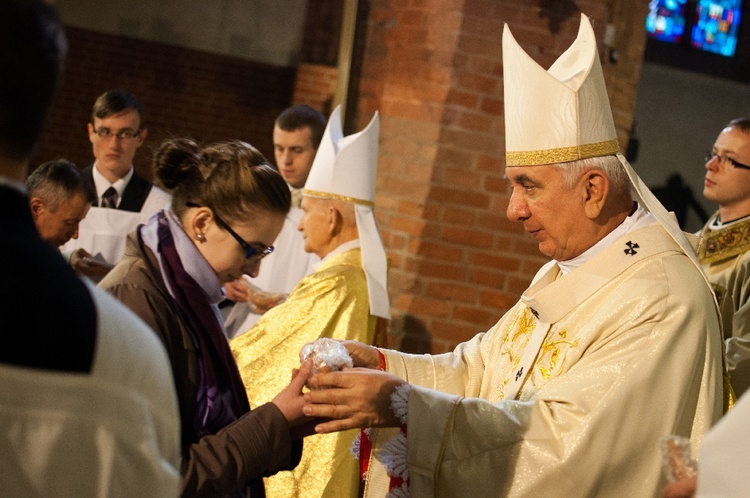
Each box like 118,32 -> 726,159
92,163 -> 134,199
708,212 -> 750,230
141,209 -> 224,305
311,239 -> 361,271
557,203 -> 656,275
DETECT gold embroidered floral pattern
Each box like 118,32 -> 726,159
537,329 -> 578,381
699,218 -> 750,265
496,307 -> 536,400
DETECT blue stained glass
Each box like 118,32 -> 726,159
690,0 -> 742,57
646,0 -> 688,43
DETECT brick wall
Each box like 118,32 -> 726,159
291,63 -> 339,116
356,0 -> 647,353
32,2 -> 647,356
31,27 -> 297,179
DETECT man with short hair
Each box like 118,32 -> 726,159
231,106 -> 390,497
27,159 -> 94,247
0,1 -> 180,495
274,104 -> 327,191
699,117 -> 750,397
224,104 -> 325,337
60,89 -> 170,271
26,158 -> 112,276
303,15 -> 723,498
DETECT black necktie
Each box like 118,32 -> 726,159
101,187 -> 118,209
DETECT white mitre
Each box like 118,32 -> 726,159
303,105 -> 390,319
502,13 -> 706,275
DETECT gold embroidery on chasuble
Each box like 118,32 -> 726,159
494,307 -> 580,401
537,329 -> 579,381
699,217 -> 750,265
496,307 -> 536,401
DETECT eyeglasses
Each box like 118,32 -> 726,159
186,202 -> 274,261
705,151 -> 750,171
92,127 -> 141,140
214,214 -> 274,261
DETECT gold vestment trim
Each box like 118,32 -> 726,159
302,189 -> 375,207
505,139 -> 621,166
698,217 -> 750,265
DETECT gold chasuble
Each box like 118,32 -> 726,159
231,247 -> 386,498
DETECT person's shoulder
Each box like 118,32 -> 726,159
85,280 -> 172,377
315,250 -> 366,280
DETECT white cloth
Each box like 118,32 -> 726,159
696,389 -> 750,497
557,203 -> 655,274
60,186 -> 171,267
698,212 -> 750,396
365,224 -> 722,498
0,280 -> 181,497
224,206 -> 318,338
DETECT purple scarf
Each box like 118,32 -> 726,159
154,211 -> 250,438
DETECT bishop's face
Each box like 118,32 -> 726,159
297,196 -> 333,258
505,165 -> 592,261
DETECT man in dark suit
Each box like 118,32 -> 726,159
60,89 -> 170,271
83,89 -> 163,212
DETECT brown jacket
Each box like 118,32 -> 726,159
99,231 -> 301,497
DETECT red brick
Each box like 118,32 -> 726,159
435,147 -> 476,169
479,289 -> 518,310
484,175 -> 506,193
453,304 -> 496,326
444,167 -> 482,189
426,281 -> 477,302
455,71 -> 500,94
431,185 -> 490,208
507,275 -> 533,295
456,110 -> 494,132
417,260 -> 467,280
411,240 -> 464,262
477,212 -> 518,232
441,205 -> 477,225
441,226 -> 493,248
480,96 -> 503,115
441,128 -> 501,154
469,251 -> 521,271
469,268 -> 506,288
430,319 -> 481,346
446,88 -> 479,109
390,215 -> 427,236
397,294 -> 453,318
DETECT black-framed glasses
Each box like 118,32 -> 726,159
186,202 -> 274,261
705,151 -> 750,171
92,127 -> 141,140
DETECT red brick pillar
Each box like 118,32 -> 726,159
354,0 -> 646,353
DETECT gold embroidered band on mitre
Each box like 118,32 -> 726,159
505,139 -> 621,166
699,217 -> 750,265
301,188 -> 375,207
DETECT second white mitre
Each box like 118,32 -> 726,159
303,105 -> 390,319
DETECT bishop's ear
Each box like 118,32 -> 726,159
583,170 -> 609,219
327,205 -> 344,236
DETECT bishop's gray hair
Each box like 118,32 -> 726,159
552,155 -> 634,199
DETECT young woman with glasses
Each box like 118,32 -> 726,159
99,137 -> 313,497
